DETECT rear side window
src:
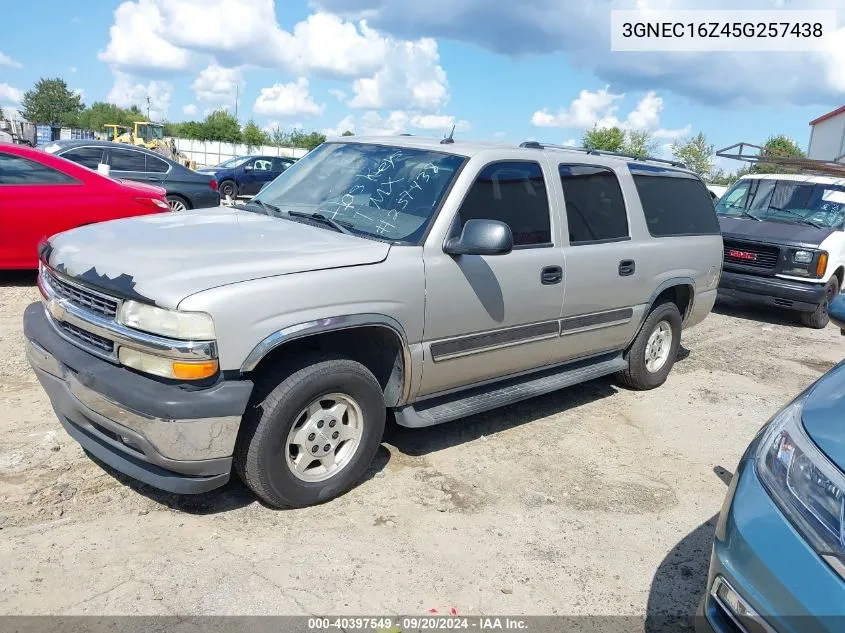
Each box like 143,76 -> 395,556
60,147 -> 104,169
146,155 -> 169,173
560,164 -> 629,244
272,158 -> 292,172
0,153 -> 77,185
109,148 -> 147,172
630,168 -> 720,237
457,161 -> 551,247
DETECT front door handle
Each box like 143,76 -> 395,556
541,266 -> 563,285
619,260 -> 635,276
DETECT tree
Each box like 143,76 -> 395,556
671,132 -> 714,178
242,120 -> 270,150
752,134 -> 805,174
582,125 -> 625,152
341,130 -> 355,136
622,129 -> 657,159
21,77 -> 84,126
200,109 -> 241,142
288,129 -> 326,151
77,102 -> 146,132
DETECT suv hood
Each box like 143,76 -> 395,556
43,207 -> 391,308
718,216 -> 835,248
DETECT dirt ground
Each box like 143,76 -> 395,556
1,271 -> 842,628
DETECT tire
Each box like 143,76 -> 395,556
219,180 -> 237,199
234,355 -> 386,508
800,278 -> 839,329
617,301 -> 682,390
166,194 -> 191,211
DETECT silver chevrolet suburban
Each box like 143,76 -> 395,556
24,136 -> 722,508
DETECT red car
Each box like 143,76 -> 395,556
0,143 -> 170,269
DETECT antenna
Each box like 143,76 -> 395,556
440,124 -> 456,145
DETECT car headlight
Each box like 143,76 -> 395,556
117,300 -> 216,340
793,250 -> 814,264
756,398 -> 845,576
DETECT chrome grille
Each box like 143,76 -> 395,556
57,321 -> 115,353
46,271 -> 119,318
723,239 -> 780,270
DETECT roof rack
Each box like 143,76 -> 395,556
716,142 -> 845,178
518,141 -> 688,169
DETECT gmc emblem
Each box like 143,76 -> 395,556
728,249 -> 757,261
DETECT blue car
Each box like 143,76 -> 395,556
698,297 -> 845,632
196,155 -> 296,199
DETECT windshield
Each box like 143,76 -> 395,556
216,156 -> 252,169
250,142 -> 466,243
715,178 -> 845,229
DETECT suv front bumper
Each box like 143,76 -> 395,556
718,271 -> 827,312
24,302 -> 253,494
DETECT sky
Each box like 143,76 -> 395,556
1,0 -> 844,171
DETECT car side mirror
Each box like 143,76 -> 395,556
829,294 -> 845,336
444,219 -> 513,256
243,164 -> 253,171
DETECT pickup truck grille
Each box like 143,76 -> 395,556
57,321 -> 115,353
46,271 -> 119,319
723,240 -> 780,270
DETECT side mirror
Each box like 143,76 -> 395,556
444,219 -> 513,256
243,163 -> 253,171
829,294 -> 845,336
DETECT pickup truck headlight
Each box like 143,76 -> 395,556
757,398 -> 845,576
117,300 -> 216,340
793,250 -> 814,264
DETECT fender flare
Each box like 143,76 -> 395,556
627,277 -> 697,349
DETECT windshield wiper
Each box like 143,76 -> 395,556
286,210 -> 355,235
769,207 -> 824,229
237,198 -> 285,217
720,205 -> 761,221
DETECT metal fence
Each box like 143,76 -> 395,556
172,138 -> 310,168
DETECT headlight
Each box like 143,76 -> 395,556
757,398 -> 845,575
793,250 -> 813,264
118,348 -> 218,380
117,300 -> 216,340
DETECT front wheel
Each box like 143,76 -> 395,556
234,355 -> 386,508
800,278 -> 839,329
166,195 -> 190,212
616,301 -> 682,390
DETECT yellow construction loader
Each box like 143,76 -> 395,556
103,121 -> 194,167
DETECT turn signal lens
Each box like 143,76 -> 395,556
817,252 -> 829,278
171,360 -> 218,380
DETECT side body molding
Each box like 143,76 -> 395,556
240,313 -> 414,406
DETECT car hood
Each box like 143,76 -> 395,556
801,359 -> 845,472
42,207 -> 391,308
718,216 -> 835,248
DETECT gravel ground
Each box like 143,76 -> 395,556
0,272 -> 841,629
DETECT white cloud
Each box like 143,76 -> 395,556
1,106 -> 22,120
349,37 -> 448,111
563,138 -> 578,147
253,78 -> 324,118
315,0 -> 845,107
323,115 -> 357,137
323,110 -> 469,136
409,114 -> 470,133
0,52 -> 22,68
531,86 -> 623,129
0,83 -> 24,104
183,103 -> 198,116
329,88 -> 347,101
72,88 -> 85,102
192,64 -> 244,107
69,66 -> 78,73
107,72 -> 172,120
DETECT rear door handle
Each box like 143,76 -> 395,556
618,260 -> 635,276
541,265 -> 563,285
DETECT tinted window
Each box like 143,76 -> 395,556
631,172 -> 720,237
60,146 -> 104,169
560,164 -> 629,244
457,161 -> 551,246
0,153 -> 77,185
146,155 -> 169,173
109,148 -> 147,172
272,158 -> 292,172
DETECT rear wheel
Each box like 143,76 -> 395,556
617,301 -> 682,390
234,355 -> 386,508
166,195 -> 190,211
219,180 -> 237,199
800,278 -> 839,329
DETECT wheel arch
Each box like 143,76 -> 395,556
626,277 -> 696,350
240,314 -> 412,407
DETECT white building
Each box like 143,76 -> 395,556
808,105 -> 845,162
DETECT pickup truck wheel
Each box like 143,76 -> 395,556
800,279 -> 838,329
617,302 -> 682,390
234,355 -> 385,508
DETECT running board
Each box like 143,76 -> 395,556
394,352 -> 628,428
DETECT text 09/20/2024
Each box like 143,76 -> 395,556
610,9 -> 837,52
